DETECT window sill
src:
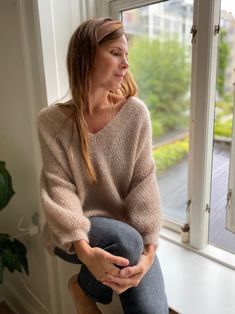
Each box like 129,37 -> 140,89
158,228 -> 235,314
160,227 -> 235,270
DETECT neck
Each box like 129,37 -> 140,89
87,89 -> 111,115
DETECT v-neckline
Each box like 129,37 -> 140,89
55,99 -> 129,137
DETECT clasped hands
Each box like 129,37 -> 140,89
84,246 -> 155,294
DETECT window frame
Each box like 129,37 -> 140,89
226,94 -> 235,233
188,0 -> 221,250
110,0 -> 168,18
110,0 -> 221,250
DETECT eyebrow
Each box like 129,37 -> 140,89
109,46 -> 128,54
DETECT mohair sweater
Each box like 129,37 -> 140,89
37,96 -> 162,254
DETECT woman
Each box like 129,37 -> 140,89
37,17 -> 168,314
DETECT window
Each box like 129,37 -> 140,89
227,123 -> 235,234
209,0 -> 235,254
111,0 -> 235,258
121,1 -> 193,226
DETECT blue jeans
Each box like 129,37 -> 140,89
55,217 -> 168,314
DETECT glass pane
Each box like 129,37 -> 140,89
122,0 -> 193,223
209,1 -> 235,253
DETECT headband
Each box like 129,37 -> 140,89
97,20 -> 124,43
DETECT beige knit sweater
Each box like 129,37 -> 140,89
37,96 -> 162,254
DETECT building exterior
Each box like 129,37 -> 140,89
123,0 -> 193,43
123,1 -> 235,97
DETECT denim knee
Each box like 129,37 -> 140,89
109,224 -> 144,266
89,217 -> 144,265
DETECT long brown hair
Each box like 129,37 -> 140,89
64,18 -> 137,184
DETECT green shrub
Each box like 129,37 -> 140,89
216,100 -> 233,115
214,118 -> 233,138
151,116 -> 165,138
153,138 -> 189,174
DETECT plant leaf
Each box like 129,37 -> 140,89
0,236 -> 29,277
0,161 -> 15,210
0,255 -> 4,284
2,248 -> 22,273
11,239 -> 28,275
0,234 -> 10,249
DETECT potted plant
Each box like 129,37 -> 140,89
0,161 -> 28,284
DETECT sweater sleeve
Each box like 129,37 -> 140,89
124,104 -> 162,245
37,110 -> 90,253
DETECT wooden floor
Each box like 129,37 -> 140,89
0,302 -> 15,314
158,142 -> 235,253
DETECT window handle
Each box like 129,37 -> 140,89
226,189 -> 232,211
190,25 -> 197,44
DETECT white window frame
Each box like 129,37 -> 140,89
188,0 -> 221,250
110,0 -> 220,250
110,0 -> 168,17
226,92 -> 235,233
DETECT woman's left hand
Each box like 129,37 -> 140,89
102,245 -> 156,294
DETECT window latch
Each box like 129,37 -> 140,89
206,204 -> 210,213
190,25 -> 197,44
226,189 -> 232,211
214,24 -> 220,35
186,199 -> 191,213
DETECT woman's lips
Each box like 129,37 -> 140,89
114,74 -> 124,80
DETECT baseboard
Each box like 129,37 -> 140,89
4,281 -> 51,314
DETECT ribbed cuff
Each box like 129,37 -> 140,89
62,231 -> 90,254
142,231 -> 159,246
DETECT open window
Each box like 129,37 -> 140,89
111,0 -> 235,256
226,101 -> 235,233
113,0 -> 193,232
208,0 -> 235,254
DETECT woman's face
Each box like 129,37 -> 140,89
92,34 -> 129,91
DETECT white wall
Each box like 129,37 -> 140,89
36,2 -> 123,313
37,0 -> 107,105
37,0 -> 79,104
0,0 -> 53,313
0,0 -> 121,313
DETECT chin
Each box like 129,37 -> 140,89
104,80 -> 123,91
113,82 -> 122,90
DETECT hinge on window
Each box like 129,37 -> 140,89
214,24 -> 220,35
186,199 -> 191,213
206,204 -> 210,213
226,189 -> 232,211
190,25 -> 197,44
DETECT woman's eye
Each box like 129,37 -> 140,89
111,50 -> 120,56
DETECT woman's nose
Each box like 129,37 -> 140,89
121,57 -> 129,69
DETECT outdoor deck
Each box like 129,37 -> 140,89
158,142 -> 235,253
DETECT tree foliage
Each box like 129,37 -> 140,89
128,36 -> 190,138
216,29 -> 230,98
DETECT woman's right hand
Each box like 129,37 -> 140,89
74,240 -> 129,283
86,247 -> 130,282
